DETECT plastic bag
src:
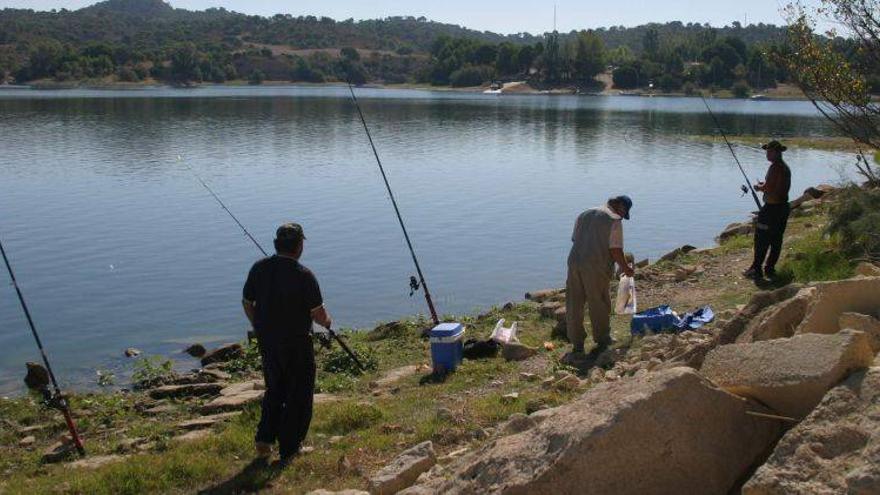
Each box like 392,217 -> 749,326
490,319 -> 518,344
615,275 -> 637,315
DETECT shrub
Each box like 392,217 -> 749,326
612,65 -> 639,89
248,69 -> 265,85
777,231 -> 853,283
658,74 -> 682,92
116,66 -> 140,82
732,81 -> 751,98
682,82 -> 698,96
827,186 -> 880,262
449,65 -> 493,87
132,356 -> 175,389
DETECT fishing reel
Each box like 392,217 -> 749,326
740,184 -> 749,198
409,276 -> 421,296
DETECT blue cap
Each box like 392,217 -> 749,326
612,195 -> 633,220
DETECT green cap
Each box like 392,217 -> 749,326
275,222 -> 306,242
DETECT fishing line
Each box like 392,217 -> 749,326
346,83 -> 440,326
176,156 -> 365,371
0,236 -> 85,456
700,95 -> 763,210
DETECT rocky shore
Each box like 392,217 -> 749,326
2,182 -> 879,494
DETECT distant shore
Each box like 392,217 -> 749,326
1,77 -> 810,101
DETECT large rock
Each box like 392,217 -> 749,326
200,343 -> 244,366
148,383 -> 222,400
701,330 -> 874,418
658,244 -> 697,263
524,288 -> 564,303
743,366 -> 880,494
795,277 -> 880,336
737,287 -> 816,343
24,362 -> 50,390
400,368 -> 779,495
840,312 -> 880,353
855,262 -> 880,277
501,342 -> 538,362
200,389 -> 264,414
368,441 -> 436,495
219,379 -> 265,396
718,285 -> 803,344
718,221 -> 753,242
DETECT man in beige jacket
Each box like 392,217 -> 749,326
566,196 -> 634,359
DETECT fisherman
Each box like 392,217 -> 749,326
565,196 -> 635,360
242,222 -> 332,465
744,140 -> 792,280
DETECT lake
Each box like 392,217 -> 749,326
0,85 -> 854,394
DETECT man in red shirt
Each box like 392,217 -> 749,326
744,141 -> 792,280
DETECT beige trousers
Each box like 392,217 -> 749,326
566,263 -> 612,350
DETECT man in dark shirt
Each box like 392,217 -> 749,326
745,140 -> 792,280
242,222 -> 331,464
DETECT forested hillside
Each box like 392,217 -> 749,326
0,0 -> 860,94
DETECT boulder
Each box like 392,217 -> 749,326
400,369 -> 779,495
737,287 -> 816,343
200,343 -> 244,366
718,284 -> 804,344
198,368 -> 231,382
658,245 -> 697,263
200,389 -> 264,414
219,379 -> 265,397
124,348 -> 141,358
701,330 -> 874,418
184,343 -> 207,358
839,312 -> 880,352
500,413 -> 535,435
176,412 -> 240,431
368,441 -> 436,495
24,362 -> 50,390
148,383 -> 222,400
743,366 -> 880,495
796,277 -> 880,336
855,262 -> 880,277
18,435 -> 35,447
501,342 -> 538,362
718,221 -> 753,242
307,491 -> 370,495
524,288 -> 565,303
539,300 -> 564,318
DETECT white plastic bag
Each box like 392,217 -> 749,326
615,275 -> 637,315
490,318 -> 519,344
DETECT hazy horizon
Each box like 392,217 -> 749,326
0,0 -> 812,36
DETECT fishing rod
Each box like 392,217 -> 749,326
0,237 -> 85,456
177,157 -> 365,372
346,83 -> 440,326
700,95 -> 763,210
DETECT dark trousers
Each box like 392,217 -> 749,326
752,203 -> 791,273
255,337 -> 315,459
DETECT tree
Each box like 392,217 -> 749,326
340,47 -> 360,61
248,69 -> 265,84
784,0 -> 880,183
170,43 -> 202,83
517,45 -> 535,73
613,64 -> 640,89
542,31 -> 562,83
495,42 -> 519,76
573,30 -> 605,84
642,28 -> 660,59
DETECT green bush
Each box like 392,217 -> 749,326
732,81 -> 751,98
777,231 -> 853,283
827,186 -> 880,262
449,65 -> 493,87
320,338 -> 378,375
682,82 -> 698,96
658,74 -> 682,92
132,356 -> 175,389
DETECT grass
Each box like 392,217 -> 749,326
777,230 -> 854,283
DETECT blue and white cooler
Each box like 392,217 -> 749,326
430,323 -> 465,374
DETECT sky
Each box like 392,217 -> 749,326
0,0 -> 812,35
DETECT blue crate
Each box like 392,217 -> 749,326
430,323 -> 465,374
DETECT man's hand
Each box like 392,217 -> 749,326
621,264 -> 635,278
755,181 -> 766,192
311,305 -> 332,329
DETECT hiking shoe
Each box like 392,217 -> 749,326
561,351 -> 586,366
764,267 -> 778,279
743,267 -> 763,279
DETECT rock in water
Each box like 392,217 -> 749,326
200,343 -> 243,366
701,330 -> 874,418
24,362 -> 50,390
743,366 -> 880,494
368,441 -> 436,495
124,348 -> 141,358
400,369 -> 779,495
184,343 -> 207,358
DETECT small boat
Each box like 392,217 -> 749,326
483,88 -> 503,95
751,94 -> 770,101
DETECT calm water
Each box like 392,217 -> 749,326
0,85 -> 854,394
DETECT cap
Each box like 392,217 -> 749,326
762,140 -> 787,152
611,195 -> 633,220
275,222 -> 306,241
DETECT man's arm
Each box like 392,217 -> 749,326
311,305 -> 332,329
242,299 -> 256,326
610,248 -> 634,277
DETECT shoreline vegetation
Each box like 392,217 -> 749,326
2,180 -> 876,494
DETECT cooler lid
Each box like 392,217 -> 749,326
430,322 -> 463,337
